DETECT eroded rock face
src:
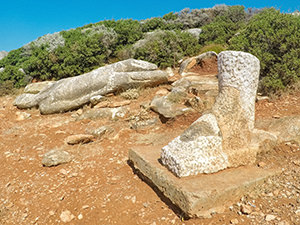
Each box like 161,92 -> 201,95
14,59 -> 168,114
161,51 -> 268,177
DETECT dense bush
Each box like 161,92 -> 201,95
134,30 -> 200,68
199,44 -> 226,54
229,8 -> 300,94
199,6 -> 247,46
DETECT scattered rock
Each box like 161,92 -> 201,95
255,115 -> 300,143
150,95 -> 192,119
186,96 -> 205,112
265,214 -> 276,221
256,95 -> 269,101
16,111 -> 31,121
120,89 -> 140,100
65,134 -> 94,145
42,149 -> 72,167
230,218 -> 239,224
155,89 -> 169,96
295,208 -> 300,215
60,210 -> 75,223
241,204 -> 252,215
77,107 -> 128,120
258,162 -> 267,168
165,67 -> 174,77
86,126 -> 113,139
130,118 -> 158,130
78,214 -> 83,220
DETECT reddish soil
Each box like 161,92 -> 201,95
1,77 -> 300,225
189,58 -> 218,76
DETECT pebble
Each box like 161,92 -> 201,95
258,161 -> 266,168
16,111 -> 31,121
295,209 -> 300,215
42,149 -> 72,167
49,210 -> 55,216
230,218 -> 239,224
82,205 -> 89,209
131,196 -> 136,204
265,214 -> 276,221
60,210 -> 75,223
65,134 -> 94,145
78,214 -> 83,220
241,204 -> 252,215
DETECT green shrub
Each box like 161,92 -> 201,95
229,8 -> 300,94
0,80 -> 16,96
199,6 -> 247,46
0,66 -> 27,88
199,44 -> 226,54
134,30 -> 200,68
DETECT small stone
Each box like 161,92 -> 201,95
59,169 -> 68,176
272,115 -> 280,119
265,214 -> 276,221
258,162 -> 266,168
60,210 -> 75,223
82,205 -> 89,209
241,204 -> 252,215
78,214 -> 83,220
42,149 -> 72,167
295,208 -> 300,215
230,218 -> 239,224
155,89 -> 169,96
273,189 -> 280,196
49,210 -> 55,216
143,203 -> 149,208
16,111 -> 31,121
131,196 -> 136,204
65,134 -> 94,145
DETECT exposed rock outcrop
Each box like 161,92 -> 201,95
0,51 -> 8,60
14,59 -> 168,114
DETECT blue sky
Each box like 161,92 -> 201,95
1,0 -> 299,52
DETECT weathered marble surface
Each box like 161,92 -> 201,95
161,51 -> 266,177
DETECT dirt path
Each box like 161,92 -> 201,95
1,87 -> 300,225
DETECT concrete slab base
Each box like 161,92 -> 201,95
128,146 -> 280,218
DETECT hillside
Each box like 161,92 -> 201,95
3,5 -> 300,96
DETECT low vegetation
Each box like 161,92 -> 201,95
0,5 -> 300,95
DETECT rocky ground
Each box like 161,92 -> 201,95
1,65 -> 300,224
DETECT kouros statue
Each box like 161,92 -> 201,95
161,51 -> 270,177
